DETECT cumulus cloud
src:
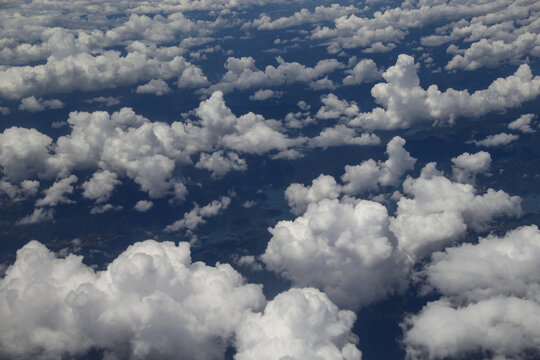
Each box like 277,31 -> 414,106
0,179 -> 39,201
508,113 -> 537,133
316,93 -> 360,120
16,207 -> 54,225
341,136 -> 416,194
308,125 -> 380,149
390,163 -> 522,259
204,56 -> 343,94
81,170 -> 121,203
351,54 -> 540,130
0,239 -> 265,359
136,79 -> 171,96
451,151 -> 491,184
473,132 -> 519,147
35,175 -> 78,207
262,198 -> 409,310
404,225 -> 540,359
235,287 -> 362,360
164,195 -> 231,232
285,174 -> 342,216
18,96 -> 64,112
134,200 -> 153,212
195,150 -> 247,178
343,59 -> 382,85
249,89 -> 282,101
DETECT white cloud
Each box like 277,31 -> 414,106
16,207 -> 54,225
308,125 -> 380,149
134,200 -> 153,212
136,79 -> 171,96
90,203 -> 122,214
35,175 -> 78,207
262,198 -> 409,310
343,59 -> 382,85
0,179 -> 39,201
85,96 -> 121,107
404,225 -> 540,359
316,93 -> 359,120
0,127 -> 53,181
0,239 -> 265,359
0,106 -> 9,116
249,89 -> 282,101
390,163 -> 522,259
309,76 -> 336,91
19,96 -> 64,112
235,287 -> 362,360
285,174 -> 342,216
508,113 -> 537,133
164,195 -> 231,232
195,150 -> 247,178
351,54 -> 540,130
342,136 -> 416,194
81,170 -> 121,203
451,151 -> 491,184
473,132 -> 519,147
204,56 -> 343,94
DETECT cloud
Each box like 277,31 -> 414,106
308,125 -> 380,149
451,151 -> 491,184
164,195 -> 231,232
136,79 -> 171,96
473,132 -> 519,147
390,163 -> 522,259
19,96 -> 64,112
249,89 -> 282,101
204,56 -> 343,94
343,59 -> 382,85
262,198 -> 409,310
134,200 -> 153,212
404,225 -> 540,359
316,93 -> 360,120
16,207 -> 54,225
0,239 -> 265,359
84,96 -> 121,107
350,54 -> 540,130
195,150 -> 247,178
35,175 -> 78,207
508,113 -> 537,133
0,127 -> 53,182
235,287 -> 362,360
81,170 -> 121,203
0,179 -> 39,201
341,136 -> 416,194
285,174 -> 342,216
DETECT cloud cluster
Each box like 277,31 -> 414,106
351,54 -> 540,130
451,151 -> 491,184
390,163 -> 522,259
0,239 -> 363,359
262,198 -> 409,310
164,196 -> 231,232
404,225 -> 540,359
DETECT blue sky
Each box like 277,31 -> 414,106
0,0 -> 540,359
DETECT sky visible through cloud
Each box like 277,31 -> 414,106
0,0 -> 539,359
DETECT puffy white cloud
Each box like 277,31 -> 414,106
136,79 -> 171,96
178,65 -> 210,88
0,127 -> 53,181
342,136 -> 416,194
0,48 -> 198,100
19,96 -> 64,112
262,198 -> 409,310
390,163 -> 522,259
343,59 -> 382,86
351,54 -> 540,130
204,56 -> 343,94
0,239 -> 265,359
309,76 -> 336,91
35,175 -> 78,207
473,132 -> 519,147
285,174 -> 342,216
90,203 -> 122,215
404,225 -> 540,359
84,96 -> 121,107
451,151 -> 491,184
16,208 -> 54,225
0,179 -> 39,201
195,150 -> 247,178
308,125 -> 380,149
249,89 -> 282,101
316,93 -> 359,120
508,113 -> 537,134
249,4 -> 359,30
134,200 -> 153,212
164,195 -> 231,232
81,170 -> 121,203
235,287 -> 362,360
